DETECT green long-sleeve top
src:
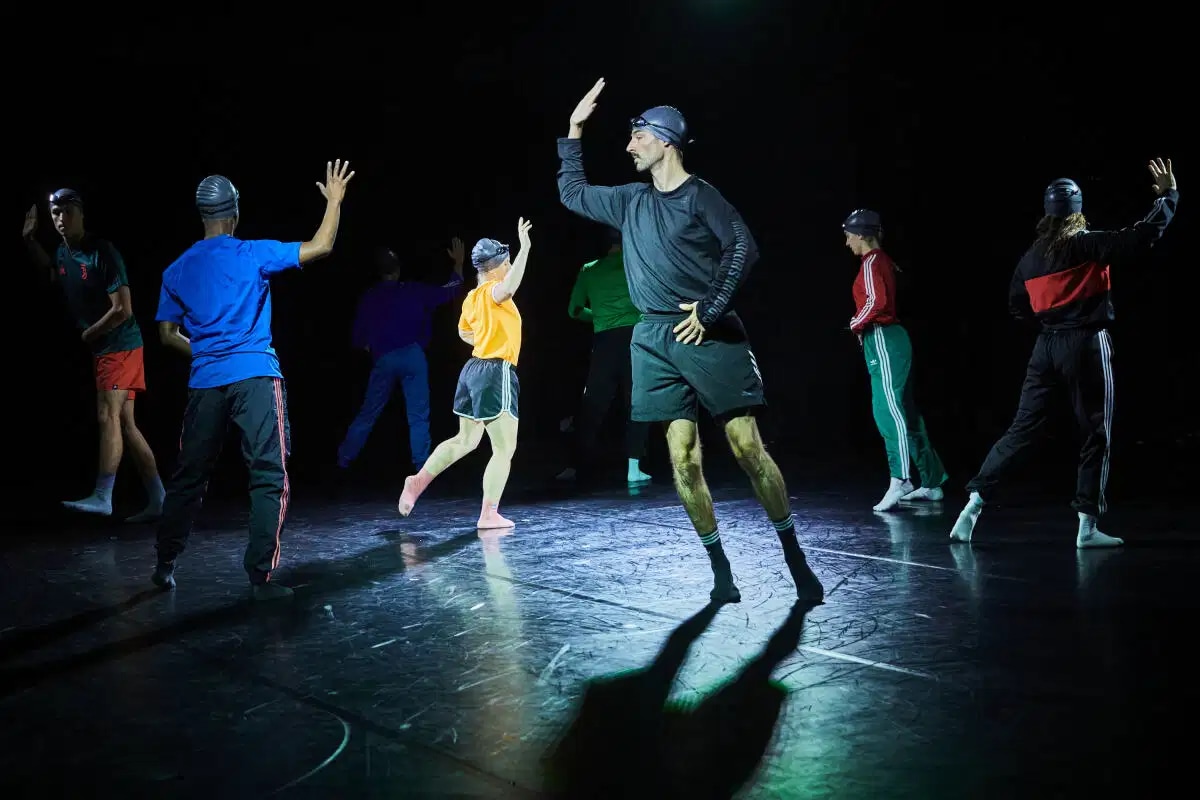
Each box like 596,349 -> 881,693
567,251 -> 642,333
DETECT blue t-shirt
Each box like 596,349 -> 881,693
156,235 -> 303,389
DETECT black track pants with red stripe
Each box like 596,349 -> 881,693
156,376 -> 292,582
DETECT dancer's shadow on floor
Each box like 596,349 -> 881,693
542,599 -> 815,800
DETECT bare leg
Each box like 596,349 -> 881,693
725,414 -> 824,603
121,395 -> 166,521
665,419 -> 738,603
723,415 -> 790,519
97,390 -> 124,476
63,390 -> 125,516
478,412 -> 518,528
398,416 -> 484,515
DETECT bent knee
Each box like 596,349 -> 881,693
666,423 -> 701,471
456,425 -> 486,450
725,421 -> 766,464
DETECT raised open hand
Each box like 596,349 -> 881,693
22,204 -> 37,238
1148,157 -> 1176,195
570,78 -> 606,128
517,217 -> 533,247
446,236 -> 465,273
316,159 -> 356,202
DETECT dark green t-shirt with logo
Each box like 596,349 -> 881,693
54,235 -> 143,355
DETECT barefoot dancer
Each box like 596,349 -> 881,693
556,78 -> 823,605
397,218 -> 533,529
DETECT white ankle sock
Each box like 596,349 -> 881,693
1076,512 -> 1124,549
950,492 -> 984,542
95,474 -> 116,503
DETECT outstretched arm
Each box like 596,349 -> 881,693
298,159 -> 356,265
557,140 -> 635,229
557,78 -> 635,229
1074,158 -> 1178,266
694,184 -> 760,328
492,218 -> 533,304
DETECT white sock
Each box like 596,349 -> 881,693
95,474 -> 116,503
873,478 -> 913,512
627,458 -> 650,482
1076,512 -> 1124,549
950,491 -> 983,542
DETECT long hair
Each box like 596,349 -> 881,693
1034,212 -> 1088,259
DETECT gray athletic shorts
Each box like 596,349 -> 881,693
630,313 -> 765,424
453,357 -> 519,421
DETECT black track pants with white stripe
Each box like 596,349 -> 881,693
967,328 -> 1115,516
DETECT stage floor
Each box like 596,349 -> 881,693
1,472 -> 1195,798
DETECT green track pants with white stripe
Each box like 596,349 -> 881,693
862,323 -> 947,487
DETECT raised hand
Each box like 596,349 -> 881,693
316,159 -> 356,203
22,204 -> 37,238
1149,157 -> 1176,195
446,236 -> 465,274
517,217 -> 533,247
569,78 -> 606,129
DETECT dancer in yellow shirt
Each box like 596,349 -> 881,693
397,218 -> 532,528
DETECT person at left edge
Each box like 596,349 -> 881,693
152,160 -> 356,601
22,190 -> 166,522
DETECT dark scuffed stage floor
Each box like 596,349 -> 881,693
1,469 -> 1196,798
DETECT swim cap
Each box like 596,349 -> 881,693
842,208 -> 883,237
630,106 -> 692,149
196,175 -> 240,220
49,188 -> 83,209
471,238 -> 510,271
1043,178 -> 1082,218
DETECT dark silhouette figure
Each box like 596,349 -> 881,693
542,599 -> 816,799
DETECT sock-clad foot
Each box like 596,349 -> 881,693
127,476 -> 167,522
773,514 -> 824,603
62,493 -> 113,517
626,458 -> 651,485
1076,512 -> 1124,549
151,561 -> 176,590
950,492 -> 983,542
873,478 -> 914,512
901,485 -> 944,502
705,541 -> 741,603
126,504 -> 163,523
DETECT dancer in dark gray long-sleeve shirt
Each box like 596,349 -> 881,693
557,78 -> 824,605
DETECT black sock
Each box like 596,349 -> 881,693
771,513 -> 796,537
700,529 -> 727,561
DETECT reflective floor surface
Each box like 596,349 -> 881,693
1,472 -> 1195,798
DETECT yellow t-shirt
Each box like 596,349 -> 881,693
458,280 -> 522,366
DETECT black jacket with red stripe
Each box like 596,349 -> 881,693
1009,188 -> 1179,331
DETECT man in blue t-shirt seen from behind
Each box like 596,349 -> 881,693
152,159 -> 356,600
